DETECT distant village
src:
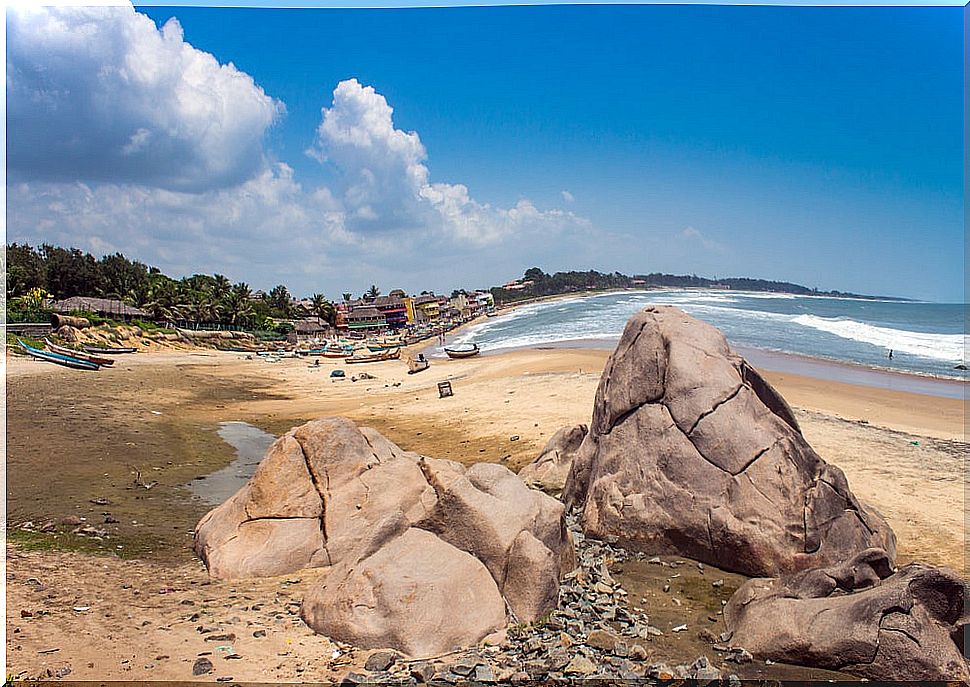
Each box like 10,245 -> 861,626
7,242 -> 881,346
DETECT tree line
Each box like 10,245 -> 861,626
490,267 -> 873,304
6,243 -> 337,329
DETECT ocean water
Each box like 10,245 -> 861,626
451,290 -> 968,382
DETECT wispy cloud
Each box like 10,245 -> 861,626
680,226 -> 727,253
561,190 -> 575,203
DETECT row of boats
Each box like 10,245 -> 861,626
16,338 -> 137,370
291,337 -> 482,362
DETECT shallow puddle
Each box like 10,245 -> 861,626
186,421 -> 276,505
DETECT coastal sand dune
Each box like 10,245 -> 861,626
5,346 -> 965,680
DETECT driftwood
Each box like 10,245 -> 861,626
50,313 -> 90,329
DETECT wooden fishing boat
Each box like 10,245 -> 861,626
18,339 -> 100,370
45,339 -> 114,366
407,355 -> 430,374
366,338 -> 405,352
345,347 -> 401,364
82,344 -> 137,354
444,343 -> 481,359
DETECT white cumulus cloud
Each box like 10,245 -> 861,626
6,4 -> 284,192
6,6 -> 595,293
309,78 -> 587,245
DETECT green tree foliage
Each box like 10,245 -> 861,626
6,243 -> 47,298
5,242 -> 340,329
310,293 -> 336,325
268,284 -> 292,317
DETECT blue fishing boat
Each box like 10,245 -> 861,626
17,339 -> 100,370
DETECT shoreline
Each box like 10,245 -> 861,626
454,334 -> 967,401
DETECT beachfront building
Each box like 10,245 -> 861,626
344,305 -> 387,332
475,290 -> 495,310
51,296 -> 148,321
372,295 -> 408,329
409,294 -> 441,323
291,317 -> 332,341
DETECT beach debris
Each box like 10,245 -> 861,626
672,624 -> 688,633
130,466 -> 158,490
437,381 -> 454,398
724,547 -> 969,682
562,305 -> 897,577
72,606 -> 90,612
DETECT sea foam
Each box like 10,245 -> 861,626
791,314 -> 966,363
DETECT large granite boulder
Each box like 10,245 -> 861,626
563,306 -> 896,577
518,424 -> 588,496
195,417 -> 573,655
195,418 -> 434,578
302,526 -> 507,657
724,548 -> 970,682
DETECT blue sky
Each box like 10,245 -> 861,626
6,3 -> 964,301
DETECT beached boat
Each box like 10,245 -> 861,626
45,339 -> 115,366
345,347 -> 401,364
82,344 -> 137,354
444,343 -> 481,359
321,344 -> 355,358
18,339 -> 100,370
407,355 -> 430,374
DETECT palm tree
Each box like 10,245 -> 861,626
212,274 -> 231,301
269,284 -> 292,317
342,293 -> 353,303
143,277 -> 185,325
191,293 -> 222,325
223,292 -> 254,328
365,284 -> 380,300
310,293 -> 336,325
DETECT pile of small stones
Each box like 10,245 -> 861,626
342,512 -> 744,685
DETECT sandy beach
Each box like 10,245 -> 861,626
5,344 -> 966,681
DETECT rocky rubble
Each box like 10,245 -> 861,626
338,512 -> 739,685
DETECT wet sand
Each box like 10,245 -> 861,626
5,345 -> 966,680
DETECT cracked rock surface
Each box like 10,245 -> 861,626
194,417 -> 574,655
723,547 -> 970,682
562,305 -> 896,577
